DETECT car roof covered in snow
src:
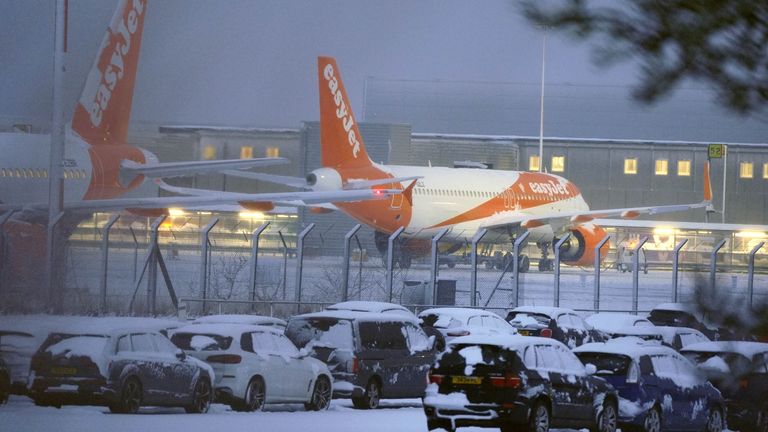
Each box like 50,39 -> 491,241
418,307 -> 504,320
292,309 -> 419,323
191,314 -> 287,327
574,337 -> 676,360
585,313 -> 652,330
681,341 -> 768,358
326,301 -> 414,315
448,334 -> 564,350
171,323 -> 279,337
508,306 -> 577,318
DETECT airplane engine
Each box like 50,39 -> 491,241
557,224 -> 610,267
306,167 -> 342,191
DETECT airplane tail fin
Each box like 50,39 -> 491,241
317,56 -> 373,170
71,0 -> 147,146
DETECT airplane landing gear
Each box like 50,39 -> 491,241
537,242 -> 553,271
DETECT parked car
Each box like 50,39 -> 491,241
170,323 -> 332,411
647,303 -> 722,340
574,338 -> 726,432
656,326 -> 711,351
682,341 -> 768,432
286,310 -> 436,409
325,301 -> 417,318
417,308 -> 517,343
191,314 -> 287,329
585,313 -> 663,341
28,328 -> 214,413
422,334 -> 619,432
0,358 -> 9,405
0,330 -> 38,394
506,306 -> 608,348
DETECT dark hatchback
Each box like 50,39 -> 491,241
647,303 -> 723,340
507,306 -> 608,348
682,341 -> 768,432
29,329 -> 214,413
574,339 -> 726,432
422,335 -> 618,432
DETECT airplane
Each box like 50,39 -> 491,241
225,56 -> 715,271
0,1 -> 400,219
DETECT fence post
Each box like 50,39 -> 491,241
386,226 -> 405,302
593,235 -> 610,311
553,234 -> 571,307
430,228 -> 450,305
470,229 -> 488,307
200,218 -> 219,314
0,210 -> 16,294
748,241 -> 764,308
99,214 -> 120,314
46,212 -> 65,312
295,223 -> 316,313
512,232 -> 530,308
147,216 -> 166,316
672,239 -> 688,302
250,222 -> 270,311
632,236 -> 649,315
709,239 -> 727,291
342,224 -> 362,302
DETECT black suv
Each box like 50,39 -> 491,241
647,303 -> 723,340
29,328 -> 213,413
507,306 -> 608,348
422,335 -> 618,432
286,310 -> 436,409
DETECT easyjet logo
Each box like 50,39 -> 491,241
323,63 -> 361,158
87,0 -> 145,127
529,181 -> 569,196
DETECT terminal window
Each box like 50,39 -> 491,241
266,147 -> 280,158
624,158 -> 638,175
655,159 -> 668,176
677,160 -> 691,176
740,161 -> 754,179
203,145 -> 217,160
551,155 -> 565,172
240,146 -> 253,159
528,154 -> 540,171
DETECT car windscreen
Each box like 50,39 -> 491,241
39,333 -> 108,360
574,352 -> 631,376
421,313 -> 460,329
683,351 -> 754,377
435,343 -> 521,375
285,318 -> 354,350
648,310 -> 693,326
170,333 -> 233,351
507,312 -> 550,328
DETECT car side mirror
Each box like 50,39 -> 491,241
585,363 -> 597,376
175,349 -> 186,360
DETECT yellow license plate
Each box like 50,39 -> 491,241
51,366 -> 77,375
518,330 -> 530,336
451,376 -> 482,385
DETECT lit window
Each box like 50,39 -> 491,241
240,146 -> 253,159
203,145 -> 217,160
528,155 -> 540,171
551,156 -> 565,172
677,160 -> 691,176
43,169 -> 48,178
740,162 -> 754,179
655,159 -> 668,176
624,158 -> 638,175
266,147 -> 280,158
763,163 -> 768,179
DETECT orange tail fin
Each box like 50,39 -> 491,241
72,0 -> 147,146
317,56 -> 373,170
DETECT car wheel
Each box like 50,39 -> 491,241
529,401 -> 550,432
234,377 -> 265,412
185,378 -> 212,414
352,379 -> 380,409
595,400 -> 618,432
305,376 -> 331,411
705,407 -> 724,432
643,406 -> 661,432
114,377 -> 142,414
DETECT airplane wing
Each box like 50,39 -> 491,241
223,170 -> 422,190
122,157 -> 289,179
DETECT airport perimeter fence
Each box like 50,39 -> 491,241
0,212 -> 767,319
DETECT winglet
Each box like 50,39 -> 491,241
703,160 -> 713,202
403,180 -> 417,206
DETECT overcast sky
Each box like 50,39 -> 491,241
0,0 -> 647,129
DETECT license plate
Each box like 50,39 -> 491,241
50,366 -> 77,375
518,330 -> 531,336
451,376 -> 482,385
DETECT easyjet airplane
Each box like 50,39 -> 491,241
228,56 -> 714,271
0,1 -> 397,220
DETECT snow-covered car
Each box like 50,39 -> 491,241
325,301 -> 417,318
423,334 -> 619,432
574,338 -> 726,432
506,306 -> 608,348
286,310 -> 436,409
191,314 -> 287,330
647,303 -> 722,340
0,330 -> 38,394
29,328 -> 213,414
656,326 -> 710,351
682,341 -> 768,432
170,323 -> 332,411
417,308 -> 517,343
585,313 -> 663,341
0,357 -> 9,404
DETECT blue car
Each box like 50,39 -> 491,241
574,338 -> 726,432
